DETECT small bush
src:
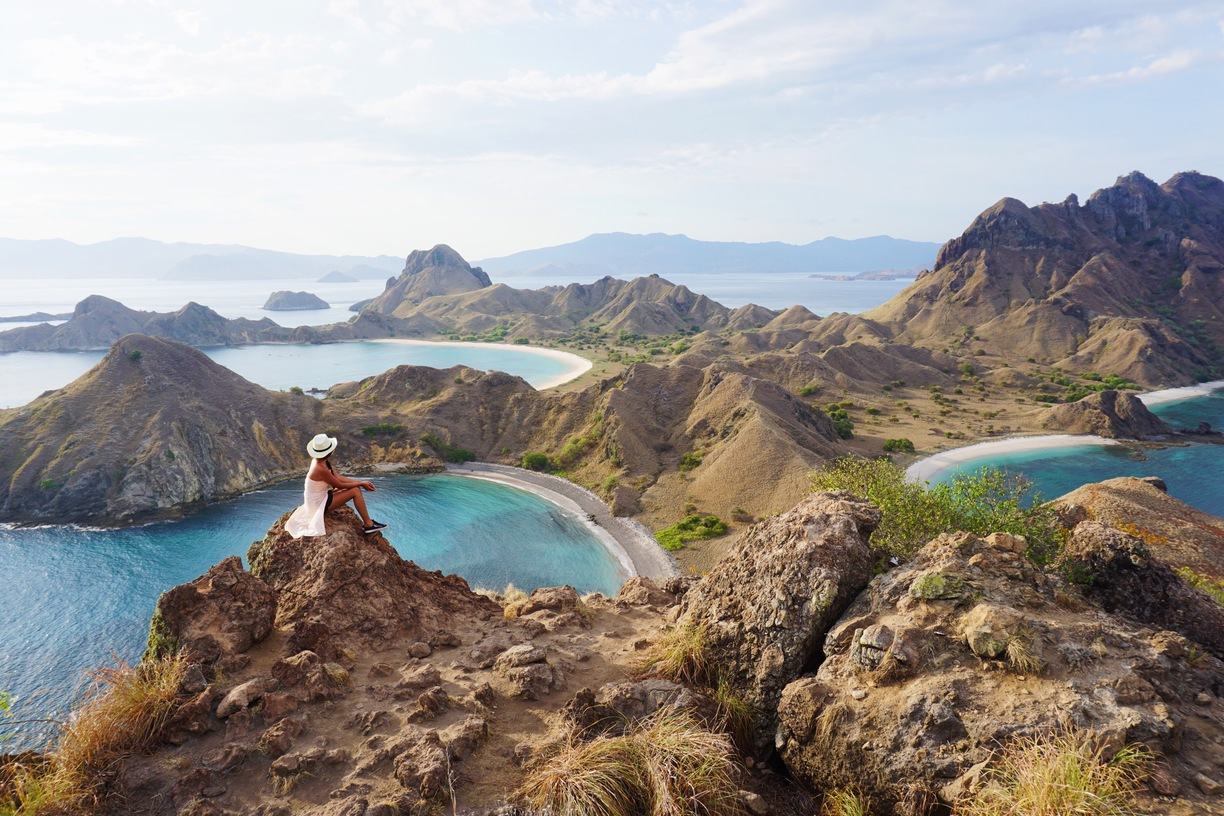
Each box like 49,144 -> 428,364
360,422 -> 405,438
883,438 -> 915,454
521,452 -> 554,472
655,515 -> 728,551
1177,566 -> 1224,606
955,730 -> 1149,816
420,432 -> 476,463
288,385 -> 304,395
798,384 -> 820,397
810,458 -> 1063,564
127,350 -> 142,363
679,452 -> 703,472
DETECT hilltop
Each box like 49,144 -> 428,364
849,172 -> 1224,386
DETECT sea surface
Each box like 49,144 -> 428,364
0,473 -> 625,747
923,391 -> 1224,516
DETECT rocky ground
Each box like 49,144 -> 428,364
95,480 -> 1224,816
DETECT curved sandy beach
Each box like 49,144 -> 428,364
371,338 -> 592,389
445,462 -> 679,582
905,434 -> 1119,482
906,380 -> 1224,482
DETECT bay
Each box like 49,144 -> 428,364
0,473 -> 625,747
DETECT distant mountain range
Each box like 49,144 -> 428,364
475,232 -> 940,278
0,237 -> 402,280
0,233 -> 940,282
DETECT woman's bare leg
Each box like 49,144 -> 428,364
329,487 -> 372,525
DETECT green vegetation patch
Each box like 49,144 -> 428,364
520,452 -> 554,472
909,571 -> 966,600
420,432 -> 476,463
1177,566 -> 1224,607
883,438 -> 915,454
360,422 -> 405,438
655,514 -> 728,551
810,457 -> 1063,564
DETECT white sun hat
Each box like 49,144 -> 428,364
307,433 -> 338,458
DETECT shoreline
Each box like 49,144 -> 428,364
443,462 -> 678,582
906,380 -> 1224,482
1137,379 -> 1224,407
905,435 -> 1120,482
371,338 -> 592,389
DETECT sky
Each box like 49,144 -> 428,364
2,1 -> 1222,260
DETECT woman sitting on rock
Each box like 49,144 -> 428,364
285,434 -> 387,537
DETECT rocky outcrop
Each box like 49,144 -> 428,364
1060,520 -> 1224,658
262,291 -> 329,311
774,529 -> 1224,814
363,244 -> 493,312
678,491 -> 879,753
1042,390 -> 1172,438
248,507 -> 500,651
146,556 -> 277,665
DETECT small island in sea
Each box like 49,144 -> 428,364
262,290 -> 330,311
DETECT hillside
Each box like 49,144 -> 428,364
852,172 -> 1224,386
475,232 -> 940,278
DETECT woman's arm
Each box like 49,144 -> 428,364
310,461 -> 375,491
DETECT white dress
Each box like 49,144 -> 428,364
285,476 -> 330,538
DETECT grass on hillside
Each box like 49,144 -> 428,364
0,654 -> 187,815
954,730 -> 1150,816
517,711 -> 743,816
810,457 -> 1063,564
655,515 -> 728,551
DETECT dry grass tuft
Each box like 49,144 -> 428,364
1,653 -> 187,815
637,621 -> 715,687
955,730 -> 1150,816
1004,626 -> 1044,676
518,712 -> 744,816
820,787 -> 871,816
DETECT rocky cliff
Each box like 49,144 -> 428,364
1041,390 -> 1172,439
853,172 -> 1224,386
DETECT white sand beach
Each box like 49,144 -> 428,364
445,462 -> 679,582
372,338 -> 592,389
1137,379 -> 1224,406
905,434 -> 1120,482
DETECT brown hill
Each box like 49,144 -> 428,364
0,335 -> 322,524
0,295 -> 302,352
1041,390 -> 1173,439
854,171 -> 1224,387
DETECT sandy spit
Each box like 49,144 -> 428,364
1137,379 -> 1224,407
445,462 -> 679,582
905,435 -> 1120,482
370,338 -> 592,389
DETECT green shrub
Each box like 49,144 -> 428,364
288,386 -> 304,395
521,452 -> 554,472
656,515 -> 727,551
127,350 -> 142,363
809,458 -> 1062,564
679,452 -> 703,472
882,438 -> 915,454
360,423 -> 405,437
798,384 -> 820,397
39,478 -> 57,492
1177,566 -> 1224,606
420,432 -> 476,463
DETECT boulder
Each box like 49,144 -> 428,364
145,556 -> 277,664
247,508 -> 498,650
775,530 -> 1224,814
677,491 -> 879,754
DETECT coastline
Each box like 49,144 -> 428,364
371,338 -> 592,389
905,435 -> 1120,482
444,462 -> 678,582
906,380 -> 1224,482
1137,378 -> 1224,407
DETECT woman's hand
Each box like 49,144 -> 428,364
361,480 -> 376,491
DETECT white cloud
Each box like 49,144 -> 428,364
1076,50 -> 1201,85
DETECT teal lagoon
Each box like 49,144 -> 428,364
0,339 -> 584,409
920,390 -> 1224,517
0,474 -> 626,746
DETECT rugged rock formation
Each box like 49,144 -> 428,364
678,491 -> 879,753
0,335 -> 323,524
1042,390 -> 1172,438
262,291 -> 330,311
0,295 -> 306,352
773,529 -> 1224,815
1053,476 -> 1224,580
364,244 -> 494,311
854,172 -> 1224,386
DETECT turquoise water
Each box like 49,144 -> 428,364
925,391 -> 1224,516
0,340 -> 578,409
0,474 -> 625,745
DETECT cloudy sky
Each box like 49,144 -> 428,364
2,1 -> 1221,259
